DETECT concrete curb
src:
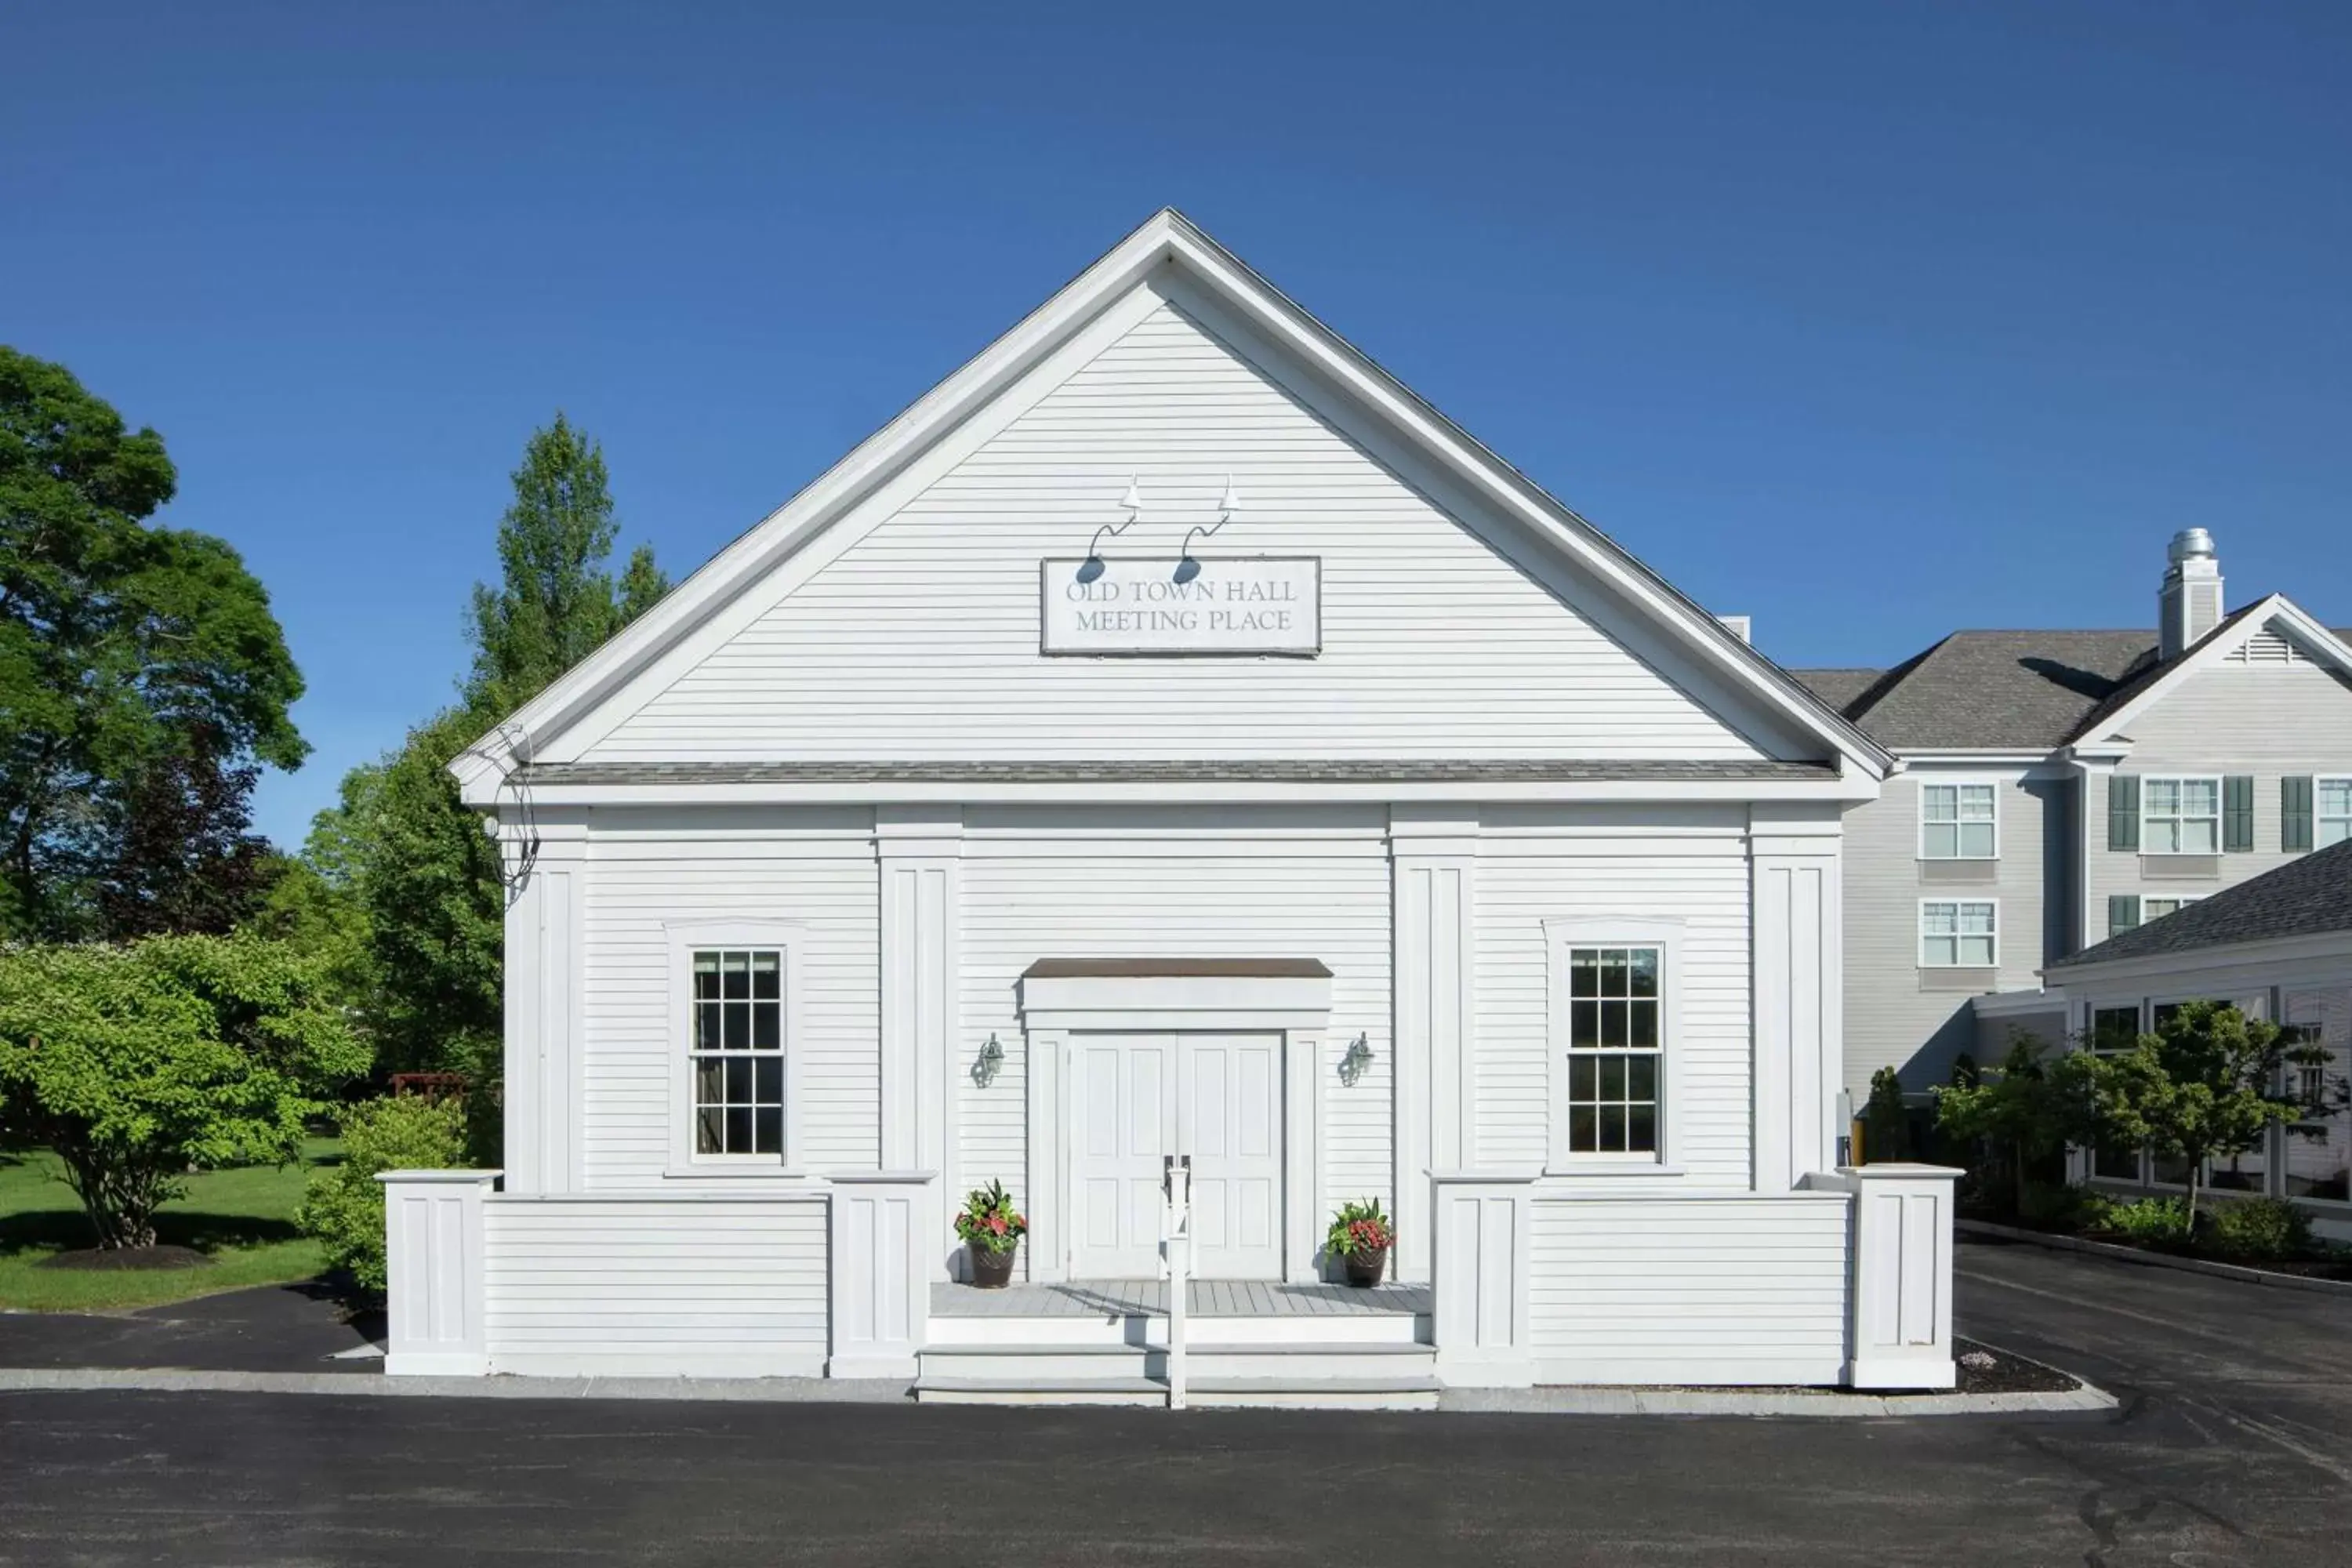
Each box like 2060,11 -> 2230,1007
0,1369 -> 911,1402
1442,1381 -> 2116,1417
1959,1218 -> 2352,1298
0,1364 -> 2115,1417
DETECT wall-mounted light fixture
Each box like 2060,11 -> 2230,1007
1079,478 -> 1145,582
971,1033 -> 1005,1089
1338,1033 -> 1374,1087
1173,475 -> 1240,585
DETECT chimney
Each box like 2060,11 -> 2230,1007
2158,528 -> 2223,660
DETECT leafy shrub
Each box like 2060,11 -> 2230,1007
297,1094 -> 468,1291
2016,1181 -> 2111,1232
2100,1196 -> 2193,1243
2209,1197 -> 2314,1263
1861,1067 -> 1912,1163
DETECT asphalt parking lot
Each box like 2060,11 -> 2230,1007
2,1237 -> 2348,1566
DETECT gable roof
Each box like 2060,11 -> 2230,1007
1793,604 -> 2352,753
453,208 -> 1890,804
2048,837 -> 2352,971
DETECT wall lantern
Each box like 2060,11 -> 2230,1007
1080,478 -> 1145,582
971,1033 -> 1006,1089
1338,1033 -> 1374,1087
1173,475 -> 1240,585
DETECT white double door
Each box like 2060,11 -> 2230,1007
1069,1033 -> 1283,1280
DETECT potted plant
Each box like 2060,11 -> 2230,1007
1327,1198 -> 1394,1287
955,1179 -> 1028,1287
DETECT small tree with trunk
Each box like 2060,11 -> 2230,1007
0,934 -> 368,1249
1932,1033 -> 2098,1214
2092,1000 -> 2319,1236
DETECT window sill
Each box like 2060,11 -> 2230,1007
1918,966 -> 2001,993
1544,1162 -> 1686,1178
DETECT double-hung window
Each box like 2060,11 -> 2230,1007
2320,778 -> 2352,848
1920,782 -> 1998,859
2086,1004 -> 2144,1180
670,924 -> 802,1171
1918,899 -> 1998,967
2142,895 -> 2204,921
1547,920 -> 1679,1168
2142,777 -> 2220,854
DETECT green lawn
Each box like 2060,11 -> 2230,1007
0,1137 -> 341,1312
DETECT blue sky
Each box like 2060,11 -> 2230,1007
9,2 -> 2348,848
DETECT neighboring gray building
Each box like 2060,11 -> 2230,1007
1791,530 -> 2352,1097
2043,838 -> 2352,1232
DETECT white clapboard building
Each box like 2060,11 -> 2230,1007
377,209 -> 1958,1405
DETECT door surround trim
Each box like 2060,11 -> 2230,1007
1021,965 -> 1330,1286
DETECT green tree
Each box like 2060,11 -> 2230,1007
2092,1000 -> 2318,1236
1933,1033 -> 2099,1215
464,412 -> 667,717
0,934 -> 368,1249
0,348 -> 305,938
337,416 -> 666,1143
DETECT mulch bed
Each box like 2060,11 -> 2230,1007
36,1245 -> 214,1272
1945,1336 -> 2078,1396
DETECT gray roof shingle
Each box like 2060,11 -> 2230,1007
1791,617 -> 2352,752
2048,838 -> 2352,970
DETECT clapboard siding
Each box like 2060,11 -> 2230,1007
484,1196 -> 829,1376
2084,660 -> 2352,931
1473,821 -> 1753,1181
580,819 -> 879,1184
956,806 -> 1395,1215
1841,769 -> 2059,1094
1529,1196 -> 1851,1383
583,297 -> 1774,764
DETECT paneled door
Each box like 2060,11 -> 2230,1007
1069,1033 -> 1284,1279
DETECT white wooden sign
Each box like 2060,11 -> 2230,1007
1040,557 -> 1321,656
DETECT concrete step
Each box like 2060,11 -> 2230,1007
926,1313 -> 1428,1348
919,1341 -> 1437,1383
913,1376 -> 1166,1407
1190,1377 -> 1442,1411
911,1373 -> 1442,1410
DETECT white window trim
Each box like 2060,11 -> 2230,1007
666,920 -> 808,1178
1916,778 -> 2001,861
2318,775 -> 2352,848
1542,917 -> 1685,1174
2140,774 -> 2223,856
1916,897 -> 1999,969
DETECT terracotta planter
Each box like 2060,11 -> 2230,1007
1342,1245 -> 1388,1287
968,1242 -> 1018,1288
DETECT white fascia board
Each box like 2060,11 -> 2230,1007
502,775 -> 1878,809
1895,750 -> 2056,766
448,208 -> 1888,791
2076,593 -> 2352,746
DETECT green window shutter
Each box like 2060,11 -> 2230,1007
2107,774 -> 2140,851
2284,775 -> 2314,853
2108,895 -> 2142,936
2223,775 -> 2256,852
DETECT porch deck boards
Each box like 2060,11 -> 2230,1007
931,1279 -> 1432,1318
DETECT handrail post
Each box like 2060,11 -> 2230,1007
1163,1154 -> 1191,1410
